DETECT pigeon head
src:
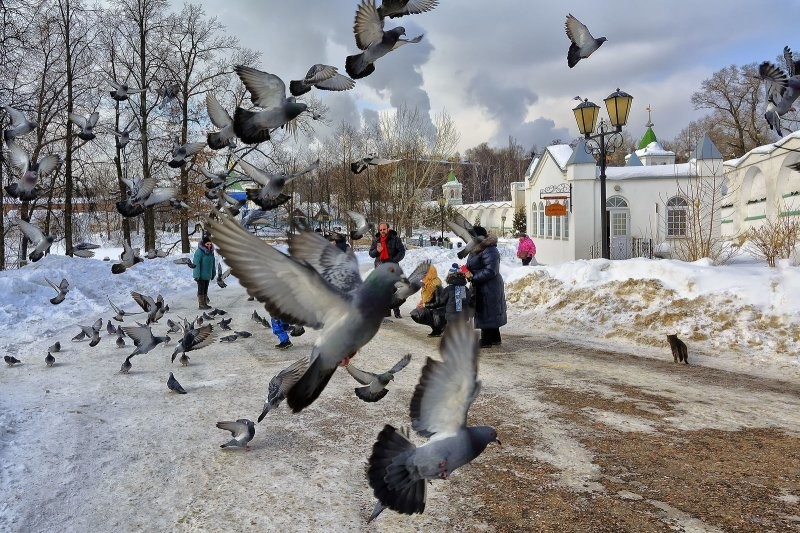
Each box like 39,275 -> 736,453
468,425 -> 501,453
285,101 -> 308,121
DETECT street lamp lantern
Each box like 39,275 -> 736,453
572,89 -> 633,260
437,197 -> 446,241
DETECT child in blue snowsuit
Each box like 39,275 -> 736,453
271,317 -> 292,350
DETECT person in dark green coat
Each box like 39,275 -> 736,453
192,234 -> 215,310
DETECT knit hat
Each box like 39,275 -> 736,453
201,234 -> 212,245
473,225 -> 487,237
449,262 -> 460,273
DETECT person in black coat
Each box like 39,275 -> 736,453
369,221 -> 406,318
330,231 -> 349,252
464,226 -> 507,348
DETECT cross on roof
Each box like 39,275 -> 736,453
645,104 -> 654,128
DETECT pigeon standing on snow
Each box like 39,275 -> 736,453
1,105 -> 37,142
207,213 -> 405,412
45,352 -> 55,367
171,323 -> 214,363
565,14 -> 607,68
5,144 -> 60,201
289,64 -> 355,97
15,219 -> 55,263
167,372 -> 187,394
257,358 -> 308,422
106,320 -> 117,335
346,353 -> 411,402
345,0 -> 425,80
232,65 -> 308,144
116,332 -> 126,348
119,354 -> 134,374
5,355 -> 21,366
48,341 -> 61,353
205,93 -> 236,150
109,80 -> 147,102
45,277 -> 69,305
68,111 -> 100,141
167,137 -> 205,168
217,317 -> 232,330
216,419 -> 255,449
236,157 -> 319,211
367,319 -> 500,517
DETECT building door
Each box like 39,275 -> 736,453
607,196 -> 630,259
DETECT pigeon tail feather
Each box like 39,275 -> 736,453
285,354 -> 337,412
345,53 -> 375,80
207,131 -> 229,150
355,385 -> 389,403
289,80 -> 311,97
233,107 -> 270,144
567,43 -> 581,68
368,425 -> 426,516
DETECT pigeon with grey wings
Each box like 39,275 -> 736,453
207,212 -> 405,412
116,175 -> 177,218
109,80 -> 147,102
173,257 -> 196,269
565,14 -> 606,68
756,47 -> 800,136
350,154 -> 396,174
114,123 -> 136,150
257,357 -> 308,422
345,353 -> 411,402
111,241 -> 145,274
45,277 -> 69,305
377,0 -> 438,18
119,354 -> 134,373
1,105 -> 37,143
15,219 -> 55,262
45,352 -> 55,367
167,372 -> 187,394
168,137 -> 205,168
205,93 -> 236,150
157,83 -> 180,109
171,323 -> 214,363
367,319 -> 500,517
289,64 -> 355,97
237,157 -> 319,211
5,355 -> 21,366
216,263 -> 232,288
108,295 -> 144,322
346,210 -> 375,240
391,259 -> 431,308
232,65 -> 308,144
5,144 -> 60,201
217,419 -> 255,449
68,112 -> 100,141
345,0 -> 424,80
48,342 -> 61,353
79,318 -> 103,347
131,291 -> 168,325
121,325 -> 170,356
446,212 -> 484,259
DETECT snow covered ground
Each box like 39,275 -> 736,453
1,237 -> 799,531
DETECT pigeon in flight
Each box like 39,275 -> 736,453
144,248 -> 167,260
131,291 -> 168,325
171,323 -> 214,363
289,64 -> 355,97
5,144 -> 60,201
109,80 -> 147,102
565,14 -> 606,68
5,355 -> 21,366
367,319 -> 500,517
45,277 -> 69,305
391,259 -> 431,308
257,358 -> 308,422
157,83 -> 180,109
237,157 -> 319,211
205,93 -> 236,150
121,325 -> 170,356
68,111 -> 100,141
216,263 -> 232,288
1,105 -> 37,142
111,240 -> 145,274
45,352 -> 55,367
15,219 -> 55,262
116,175 -> 177,218
48,341 -> 61,353
447,212 -> 484,260
200,166 -> 231,191
232,65 -> 308,144
207,213 -> 405,412
345,0 -> 424,80
756,49 -> 800,136
72,330 -> 87,341
168,137 -> 205,168
350,154 -> 397,174
119,354 -> 134,374
108,295 -> 145,322
173,257 -> 196,269
167,372 -> 187,394
346,210 -> 375,241
79,318 -> 103,347
216,419 -> 255,449
377,0 -> 438,18
345,353 -> 411,402
114,123 -> 137,150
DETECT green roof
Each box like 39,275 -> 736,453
638,127 -> 657,149
445,170 -> 458,183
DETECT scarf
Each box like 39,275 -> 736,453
379,235 -> 389,261
454,286 -> 465,312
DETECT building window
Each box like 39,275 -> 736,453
564,201 -> 570,239
546,203 -> 553,238
539,201 -> 545,236
666,196 -> 688,237
555,210 -> 561,238
531,203 -> 538,237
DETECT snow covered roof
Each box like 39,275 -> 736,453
545,144 -> 575,170
635,141 -> 674,157
724,130 -> 800,169
604,162 -> 692,180
458,200 -> 513,209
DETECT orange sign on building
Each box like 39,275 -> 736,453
544,203 -> 567,216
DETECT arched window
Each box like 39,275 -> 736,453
531,203 -> 538,237
539,201 -> 545,236
554,206 -> 561,238
606,196 -> 628,208
564,201 -> 570,239
546,202 -> 553,238
666,196 -> 688,237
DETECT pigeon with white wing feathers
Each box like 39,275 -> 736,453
111,241 -> 145,274
1,105 -> 37,142
205,93 -> 236,150
289,64 -> 355,97
68,111 -> 100,141
217,419 -> 255,449
346,210 -> 375,241
5,144 -> 60,201
446,212 -> 485,260
171,323 -> 214,363
565,14 -> 607,68
345,353 -> 411,402
232,65 -> 308,144
345,0 -> 424,80
350,154 -> 397,175
207,212 -> 405,412
15,219 -> 55,262
257,357 -> 308,422
168,137 -> 205,168
109,80 -> 147,102
121,325 -> 170,356
367,318 -> 500,517
45,277 -> 69,305
237,157 -> 319,211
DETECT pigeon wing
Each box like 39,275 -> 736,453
188,323 -> 215,350
233,65 -> 286,109
206,93 -> 233,128
216,420 -> 246,437
303,64 -> 339,84
121,325 -> 155,346
270,358 -> 308,400
288,229 -> 361,294
409,319 -> 480,438
207,213 -> 349,328
565,14 -> 595,48
16,219 -> 45,244
3,106 -> 28,127
353,0 -> 385,50
8,144 -> 30,173
345,363 -> 376,385
68,113 -> 87,129
182,142 -> 206,158
87,112 -> 100,128
314,73 -> 356,92
236,158 -> 273,187
387,353 -> 412,374
45,277 -> 61,294
36,155 -> 61,177
379,0 -> 438,18
131,291 -> 156,312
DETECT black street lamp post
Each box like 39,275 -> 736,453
572,89 -> 633,260
437,197 -> 446,241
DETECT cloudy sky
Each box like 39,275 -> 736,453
183,0 -> 799,154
